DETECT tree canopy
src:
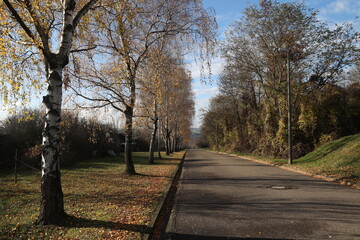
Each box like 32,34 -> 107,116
200,0 -> 360,158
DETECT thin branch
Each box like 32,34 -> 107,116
3,0 -> 39,48
70,46 -> 97,53
24,0 -> 50,55
73,0 -> 98,29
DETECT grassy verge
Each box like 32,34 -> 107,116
210,133 -> 360,185
0,151 -> 183,239
293,134 -> 360,184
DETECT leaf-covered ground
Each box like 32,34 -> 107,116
0,151 -> 183,239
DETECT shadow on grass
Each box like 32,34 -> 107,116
63,215 -> 151,233
137,173 -> 173,179
338,175 -> 360,182
298,134 -> 358,164
68,152 -> 181,169
0,215 -> 151,239
1,152 -> 183,180
64,153 -> 168,171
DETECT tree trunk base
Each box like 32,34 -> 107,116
148,155 -> 155,164
37,169 -> 66,225
36,212 -> 68,226
122,170 -> 137,176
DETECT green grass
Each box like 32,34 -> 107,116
208,133 -> 360,184
294,133 -> 360,183
0,151 -> 183,240
252,134 -> 360,184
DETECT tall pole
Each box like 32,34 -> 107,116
287,51 -> 293,164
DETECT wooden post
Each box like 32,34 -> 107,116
14,149 -> 18,184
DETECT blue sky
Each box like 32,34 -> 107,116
191,0 -> 360,128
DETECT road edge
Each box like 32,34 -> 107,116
211,150 -> 360,191
164,150 -> 187,238
143,150 -> 187,240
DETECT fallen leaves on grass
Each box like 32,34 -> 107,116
0,151 -> 183,239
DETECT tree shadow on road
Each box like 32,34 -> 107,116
166,233 -> 291,240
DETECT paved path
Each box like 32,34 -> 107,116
165,150 -> 360,239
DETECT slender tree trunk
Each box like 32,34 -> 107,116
177,138 -> 182,151
172,133 -> 176,153
165,116 -> 170,155
37,66 -> 66,225
173,124 -> 178,152
148,119 -> 158,164
169,133 -> 173,154
165,131 -> 170,155
148,102 -> 158,164
175,135 -> 180,152
157,120 -> 162,159
171,134 -> 176,153
124,106 -> 136,175
215,122 -> 219,151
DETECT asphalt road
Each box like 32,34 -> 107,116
165,150 -> 360,240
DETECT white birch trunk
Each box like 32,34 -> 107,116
38,0 -> 77,224
38,66 -> 66,224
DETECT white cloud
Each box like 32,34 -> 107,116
191,83 -> 219,128
191,80 -> 206,88
216,13 -> 240,23
193,86 -> 219,97
187,51 -> 223,129
192,97 -> 212,128
311,0 -> 360,32
320,0 -> 360,18
326,0 -> 360,14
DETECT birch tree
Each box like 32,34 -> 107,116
164,73 -> 195,153
158,60 -> 194,155
0,0 -> 98,225
137,47 -> 167,164
138,47 -> 194,162
70,0 -> 216,174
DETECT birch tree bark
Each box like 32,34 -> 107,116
39,64 -> 66,224
1,0 -> 98,225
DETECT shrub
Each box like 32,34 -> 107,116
0,109 -> 126,170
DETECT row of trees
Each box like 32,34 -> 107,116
200,0 -> 360,158
0,0 -> 216,225
138,50 -> 195,162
